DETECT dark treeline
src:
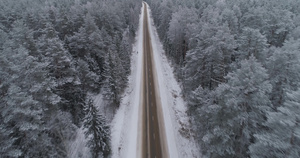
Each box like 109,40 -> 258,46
146,0 -> 300,157
0,0 -> 141,157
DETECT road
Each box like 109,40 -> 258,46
141,2 -> 168,158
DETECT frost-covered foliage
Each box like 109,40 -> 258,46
84,98 -> 111,158
0,0 -> 141,157
146,0 -> 300,157
250,89 -> 300,158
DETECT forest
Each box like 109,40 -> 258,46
2,0 -> 300,157
146,0 -> 300,157
0,0 -> 141,157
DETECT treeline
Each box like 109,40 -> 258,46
146,0 -> 300,157
0,0 -> 141,157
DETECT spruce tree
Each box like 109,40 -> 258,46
37,23 -> 84,124
102,51 -> 122,108
83,98 -> 111,158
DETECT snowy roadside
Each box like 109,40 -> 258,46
146,4 -> 201,158
110,4 -> 144,158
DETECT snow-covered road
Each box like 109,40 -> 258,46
111,2 -> 200,158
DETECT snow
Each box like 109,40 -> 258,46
111,2 -> 200,158
67,127 -> 90,158
111,3 -> 144,158
145,4 -> 200,158
66,94 -> 107,158
93,93 -> 114,120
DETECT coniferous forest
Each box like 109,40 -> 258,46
1,0 -> 300,157
0,0 -> 141,157
146,0 -> 300,157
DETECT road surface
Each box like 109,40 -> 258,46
140,2 -> 168,158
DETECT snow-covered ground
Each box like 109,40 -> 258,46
111,2 -> 200,158
110,3 -> 144,158
67,127 -> 90,158
146,4 -> 200,158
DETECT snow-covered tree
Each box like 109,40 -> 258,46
38,23 -> 77,85
68,13 -> 101,57
250,89 -> 300,158
147,0 -> 300,157
237,27 -> 268,63
102,50 -> 123,108
67,14 -> 105,87
0,0 -> 141,157
0,119 -> 21,157
0,39 -> 66,157
197,55 -> 272,157
46,110 -> 77,157
2,71 -> 51,157
76,59 -> 100,93
84,98 -> 111,158
266,39 -> 300,108
240,0 -> 294,47
37,23 -> 84,124
183,5 -> 236,94
167,7 -> 198,65
118,30 -> 132,77
221,7 -> 240,36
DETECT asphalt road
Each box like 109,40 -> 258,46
141,2 -> 167,158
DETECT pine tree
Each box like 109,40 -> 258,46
0,18 -> 69,157
239,0 -> 294,47
266,39 -> 300,108
0,44 -> 64,157
221,7 -> 240,36
237,27 -> 268,63
0,119 -> 21,157
37,23 -> 84,124
8,20 -> 37,55
84,98 -> 111,158
250,89 -> 300,158
76,59 -> 100,93
183,6 -> 236,94
0,0 -> 141,157
118,30 -> 131,77
102,50 -> 123,108
198,55 -> 272,157
37,23 -> 78,87
167,7 -> 198,66
67,14 -> 104,87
